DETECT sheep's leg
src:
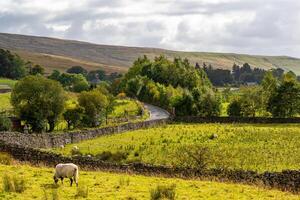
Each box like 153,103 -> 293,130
61,178 -> 64,184
70,178 -> 73,187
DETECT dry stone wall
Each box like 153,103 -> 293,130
0,119 -> 168,148
1,141 -> 300,193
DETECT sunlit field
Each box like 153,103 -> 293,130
0,164 -> 299,200
54,123 -> 300,172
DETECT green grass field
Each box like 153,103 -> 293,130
0,78 -> 17,89
0,93 -> 12,111
0,164 -> 299,200
54,123 -> 300,172
109,99 -> 141,118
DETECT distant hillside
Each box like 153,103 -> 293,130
0,32 -> 300,74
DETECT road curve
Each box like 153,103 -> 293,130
143,103 -> 170,121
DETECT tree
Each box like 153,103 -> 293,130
227,99 -> 242,117
30,65 -> 45,75
173,91 -> 195,116
63,107 -> 84,129
0,49 -> 27,79
11,76 -> 66,133
49,72 -> 89,92
67,66 -> 87,76
267,80 -> 300,118
78,90 -> 109,127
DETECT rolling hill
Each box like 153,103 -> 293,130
0,32 -> 300,74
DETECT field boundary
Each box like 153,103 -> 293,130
1,141 -> 300,193
174,116 -> 300,123
0,119 -> 168,148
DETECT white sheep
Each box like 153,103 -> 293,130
53,163 -> 79,187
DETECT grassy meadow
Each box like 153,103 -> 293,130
0,164 -> 299,200
0,78 -> 17,89
0,93 -> 12,111
54,123 -> 300,172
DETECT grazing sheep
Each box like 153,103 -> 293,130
53,163 -> 79,187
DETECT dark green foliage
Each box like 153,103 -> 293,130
78,89 -> 108,127
0,49 -> 27,79
87,70 -> 106,81
63,107 -> 84,129
150,184 -> 176,200
120,55 -> 219,116
49,71 -> 89,92
11,76 -> 66,133
67,66 -> 88,76
95,151 -> 128,162
173,91 -> 195,116
202,63 -> 233,86
0,114 -> 12,131
268,80 -> 300,118
29,64 -> 45,75
227,100 -> 242,117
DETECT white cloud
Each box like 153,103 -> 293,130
0,0 -> 299,57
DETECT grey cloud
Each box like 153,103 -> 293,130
0,0 -> 299,57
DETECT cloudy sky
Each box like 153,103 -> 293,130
0,0 -> 299,57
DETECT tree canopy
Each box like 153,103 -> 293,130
11,75 -> 66,133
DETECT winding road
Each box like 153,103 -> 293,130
143,103 -> 170,121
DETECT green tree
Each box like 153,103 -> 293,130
11,76 -> 66,132
0,49 -> 27,79
67,66 -> 88,76
267,80 -> 300,117
227,99 -> 242,117
79,90 -> 109,127
30,65 -> 45,75
63,106 -> 84,129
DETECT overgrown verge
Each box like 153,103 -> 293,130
1,141 -> 300,193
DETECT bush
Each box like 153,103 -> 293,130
75,185 -> 88,198
227,99 -> 242,117
63,107 -> 84,129
175,145 -> 210,171
2,174 -> 26,193
95,151 -> 128,162
150,184 -> 176,200
0,152 -> 13,165
0,115 -> 12,131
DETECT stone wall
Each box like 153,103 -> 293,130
174,116 -> 300,124
0,119 -> 168,149
1,141 -> 300,193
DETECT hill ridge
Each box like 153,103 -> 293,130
0,32 -> 299,74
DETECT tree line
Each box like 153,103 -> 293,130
200,62 -> 289,86
116,55 -> 220,116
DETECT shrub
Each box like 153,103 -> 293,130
2,174 -> 26,193
0,152 -> 13,165
227,99 -> 242,117
95,151 -> 128,162
75,185 -> 88,198
0,115 -> 12,131
150,184 -> 176,200
63,106 -> 84,129
175,145 -> 210,171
